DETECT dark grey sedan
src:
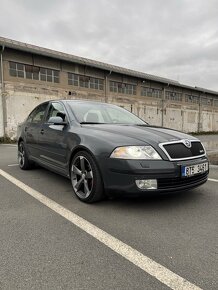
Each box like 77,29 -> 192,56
17,100 -> 209,203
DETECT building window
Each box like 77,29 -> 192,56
214,99 -> 218,107
185,94 -> 199,104
53,70 -> 59,83
126,84 -> 136,95
110,81 -> 118,93
141,87 -> 162,98
39,68 -> 59,83
90,77 -> 104,90
165,91 -> 182,102
109,81 -> 136,95
118,83 -> 125,94
68,73 -> 104,90
68,73 -> 79,86
9,62 -> 25,78
79,76 -> 89,88
9,62 -> 59,83
25,65 -> 40,80
201,97 -> 213,106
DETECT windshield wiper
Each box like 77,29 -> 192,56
80,122 -> 148,125
80,122 -> 106,125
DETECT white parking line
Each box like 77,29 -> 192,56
0,169 -> 201,290
8,164 -> 19,167
208,178 -> 218,182
0,144 -> 17,147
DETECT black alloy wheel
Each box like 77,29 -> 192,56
71,151 -> 104,203
18,141 -> 33,170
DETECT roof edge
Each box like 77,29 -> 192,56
0,36 -> 218,95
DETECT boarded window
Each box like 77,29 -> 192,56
68,73 -> 104,90
109,81 -> 136,95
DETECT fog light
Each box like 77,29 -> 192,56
135,179 -> 157,190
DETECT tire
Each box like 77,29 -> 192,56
18,141 -> 34,170
70,151 -> 105,203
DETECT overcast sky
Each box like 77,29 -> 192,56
0,0 -> 218,91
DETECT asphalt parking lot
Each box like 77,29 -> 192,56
0,144 -> 217,290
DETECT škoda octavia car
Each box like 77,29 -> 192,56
17,100 -> 209,203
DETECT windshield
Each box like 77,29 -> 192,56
67,102 -> 147,125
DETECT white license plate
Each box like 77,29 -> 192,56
181,162 -> 208,177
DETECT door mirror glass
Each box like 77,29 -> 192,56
48,116 -> 67,125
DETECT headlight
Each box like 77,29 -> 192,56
110,146 -> 162,160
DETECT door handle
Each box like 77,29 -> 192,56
24,126 -> 28,132
40,129 -> 44,135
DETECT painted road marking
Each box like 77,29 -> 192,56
0,144 -> 17,147
208,178 -> 218,182
8,164 -> 19,167
209,164 -> 218,168
0,169 -> 201,290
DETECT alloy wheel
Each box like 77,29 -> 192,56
71,156 -> 93,199
18,143 -> 25,167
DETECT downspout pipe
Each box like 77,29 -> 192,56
0,45 -> 5,138
105,70 -> 112,103
162,83 -> 169,127
198,93 -> 202,133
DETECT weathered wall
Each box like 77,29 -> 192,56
1,47 -> 218,139
3,82 -> 218,139
3,82 -> 107,138
0,84 -> 4,137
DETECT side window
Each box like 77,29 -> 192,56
47,103 -> 67,122
27,103 -> 48,124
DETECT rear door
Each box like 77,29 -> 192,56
24,103 -> 49,158
38,102 -> 69,172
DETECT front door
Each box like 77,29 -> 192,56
38,102 -> 69,172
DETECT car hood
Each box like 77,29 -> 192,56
82,124 -> 198,145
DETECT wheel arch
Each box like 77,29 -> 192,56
18,137 -> 23,145
68,145 -> 105,187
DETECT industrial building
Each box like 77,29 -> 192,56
0,36 -> 218,139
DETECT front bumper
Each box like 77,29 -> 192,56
99,156 -> 209,195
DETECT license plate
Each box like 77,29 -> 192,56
181,162 -> 208,177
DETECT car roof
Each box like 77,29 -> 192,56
37,99 -> 118,108
50,99 -> 111,106
63,99 -> 107,104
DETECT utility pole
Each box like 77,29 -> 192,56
0,45 -> 5,138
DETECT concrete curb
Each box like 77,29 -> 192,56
207,151 -> 218,165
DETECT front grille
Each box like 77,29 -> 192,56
162,141 -> 204,159
158,172 -> 208,189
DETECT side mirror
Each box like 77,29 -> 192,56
48,116 -> 67,125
